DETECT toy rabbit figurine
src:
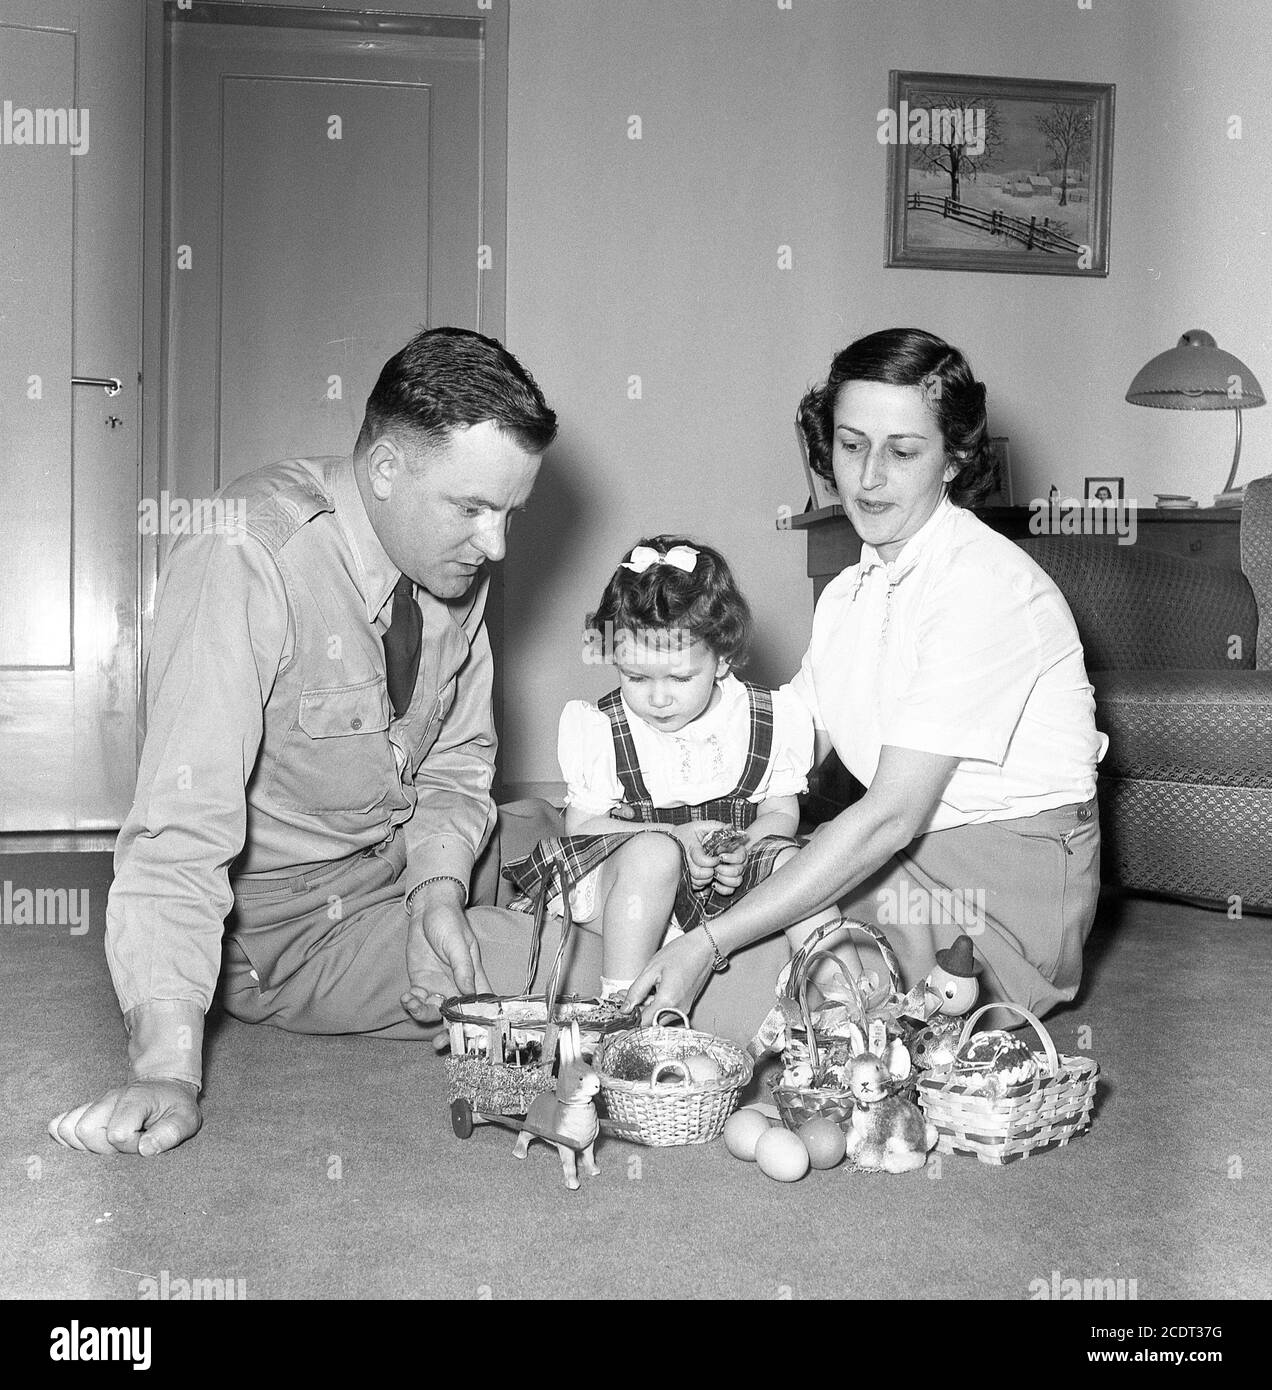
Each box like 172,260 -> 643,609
512,1022 -> 601,1190
844,1052 -> 939,1173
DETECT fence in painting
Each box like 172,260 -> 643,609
907,193 -> 1083,255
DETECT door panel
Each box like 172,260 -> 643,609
160,10 -> 483,510
0,24 -> 74,667
0,0 -> 142,832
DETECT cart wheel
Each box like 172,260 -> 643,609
450,1098 -> 474,1139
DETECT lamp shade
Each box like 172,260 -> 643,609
1126,329 -> 1265,410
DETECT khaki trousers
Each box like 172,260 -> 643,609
218,799 -> 788,1046
836,798 -> 1101,1019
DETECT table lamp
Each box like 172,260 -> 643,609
1125,329 -> 1265,506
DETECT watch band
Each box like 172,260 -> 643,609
699,918 -> 730,973
405,875 -> 467,916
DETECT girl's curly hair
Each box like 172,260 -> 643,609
796,328 -> 996,508
585,535 -> 752,667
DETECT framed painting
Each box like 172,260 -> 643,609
884,71 -> 1114,276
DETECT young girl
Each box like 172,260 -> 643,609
505,536 -> 816,1000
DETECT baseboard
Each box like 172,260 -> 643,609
0,830 -> 119,854
499,780 -> 566,806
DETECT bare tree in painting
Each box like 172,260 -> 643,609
911,94 -> 1003,205
1036,104 -> 1092,206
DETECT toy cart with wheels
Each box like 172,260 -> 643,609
441,865 -> 640,1141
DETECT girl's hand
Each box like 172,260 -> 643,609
624,931 -> 716,1025
673,821 -> 726,890
711,842 -> 748,896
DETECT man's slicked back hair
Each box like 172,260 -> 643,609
355,326 -> 557,456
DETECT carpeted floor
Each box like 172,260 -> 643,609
2,852 -> 1268,1300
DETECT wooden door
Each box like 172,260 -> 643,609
0,0 -> 143,837
142,0 -> 509,790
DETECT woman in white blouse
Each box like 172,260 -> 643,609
627,328 -> 1107,1027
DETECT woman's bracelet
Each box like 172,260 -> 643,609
405,875 -> 467,917
699,918 -> 730,974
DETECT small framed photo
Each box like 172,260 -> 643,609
1084,475 -> 1124,506
796,422 -> 840,511
980,436 -> 1013,506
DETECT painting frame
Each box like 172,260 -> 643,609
884,71 -> 1114,277
796,421 -> 840,512
981,437 -> 1014,507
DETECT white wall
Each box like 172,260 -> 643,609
501,0 -> 1272,794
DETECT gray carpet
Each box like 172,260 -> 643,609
2,853 -> 1268,1300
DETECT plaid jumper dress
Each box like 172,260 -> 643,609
503,682 -> 800,934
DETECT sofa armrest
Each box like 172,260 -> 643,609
1241,476 -> 1272,668
1016,536 -> 1259,671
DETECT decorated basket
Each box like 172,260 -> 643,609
916,1002 -> 1099,1166
442,865 -> 638,1117
596,1009 -> 752,1146
771,917 -> 912,1130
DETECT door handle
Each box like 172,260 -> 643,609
71,375 -> 123,396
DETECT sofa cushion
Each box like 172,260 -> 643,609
1018,537 -> 1259,671
1092,669 -> 1272,787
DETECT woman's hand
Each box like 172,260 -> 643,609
624,930 -> 717,1024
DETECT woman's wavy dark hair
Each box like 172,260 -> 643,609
796,328 -> 995,508
586,535 -> 752,668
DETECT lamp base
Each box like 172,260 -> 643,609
1213,487 -> 1245,508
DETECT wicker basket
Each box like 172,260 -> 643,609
597,1009 -> 752,1146
441,865 -> 636,1118
917,1003 -> 1099,1166
772,918 -> 909,1129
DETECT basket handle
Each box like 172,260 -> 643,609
784,918 -> 904,1006
956,1002 -> 1060,1078
522,860 -> 575,1003
794,947 -> 863,1076
650,1060 -> 691,1088
652,1007 -> 691,1031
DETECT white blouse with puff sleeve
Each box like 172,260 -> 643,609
558,674 -> 814,817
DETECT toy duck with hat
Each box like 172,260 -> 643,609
926,934 -> 979,1018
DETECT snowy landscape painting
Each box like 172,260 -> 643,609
883,72 -> 1114,276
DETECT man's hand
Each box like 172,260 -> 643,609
673,821 -> 726,891
402,879 -> 491,1024
624,930 -> 716,1025
48,1079 -> 201,1157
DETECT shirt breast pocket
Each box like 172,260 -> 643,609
270,678 -> 395,814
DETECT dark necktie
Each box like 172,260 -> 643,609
382,574 -> 422,719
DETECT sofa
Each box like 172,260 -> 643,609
1017,475 -> 1272,913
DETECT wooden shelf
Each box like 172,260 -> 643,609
782,501 -> 1245,604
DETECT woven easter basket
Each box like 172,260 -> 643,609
442,865 -> 637,1116
917,1003 -> 1099,1166
597,1009 -> 753,1146
771,918 -> 911,1130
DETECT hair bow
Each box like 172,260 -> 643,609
621,544 -> 699,575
